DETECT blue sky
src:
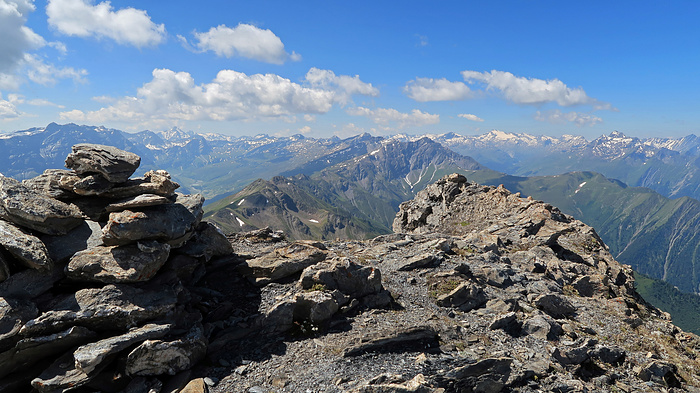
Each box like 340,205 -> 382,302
1,0 -> 699,139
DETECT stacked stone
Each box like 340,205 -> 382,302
0,144 -> 233,392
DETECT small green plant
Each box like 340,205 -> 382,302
307,283 -> 327,292
563,285 -> 579,297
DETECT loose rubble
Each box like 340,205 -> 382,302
3,155 -> 700,393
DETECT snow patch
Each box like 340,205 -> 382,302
575,181 -> 587,194
236,199 -> 245,206
309,219 -> 319,223
235,217 -> 245,227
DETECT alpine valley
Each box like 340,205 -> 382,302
4,123 -> 700,327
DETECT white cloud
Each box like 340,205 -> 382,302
60,68 -> 379,127
0,0 -> 44,79
347,106 -> 439,129
26,98 -> 65,108
305,67 -> 379,105
415,34 -> 428,47
192,24 -> 299,64
46,0 -> 166,48
24,54 -> 87,86
298,125 -> 311,134
404,77 -> 471,102
458,113 -> 484,122
0,93 -> 21,119
303,114 -> 316,122
534,109 -> 602,127
461,70 -> 614,110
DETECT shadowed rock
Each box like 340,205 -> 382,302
100,170 -> 180,199
0,297 -> 38,351
177,222 -> 234,261
65,144 -> 141,184
0,219 -> 52,271
126,324 -> 207,376
40,220 -> 103,263
241,242 -> 326,286
66,240 -> 170,283
20,284 -> 177,336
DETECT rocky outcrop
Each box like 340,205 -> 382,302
5,160 -> 700,393
0,144 -> 235,392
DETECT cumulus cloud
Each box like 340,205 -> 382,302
461,70 -> 614,110
305,68 -> 379,105
191,24 -> 299,64
60,68 -> 379,127
47,0 -> 166,48
24,54 -> 87,86
404,77 -> 471,102
0,93 -> 22,119
0,0 -> 44,86
347,106 -> 439,129
534,109 -> 602,127
458,113 -> 484,122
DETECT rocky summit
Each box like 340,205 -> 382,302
2,148 -> 700,393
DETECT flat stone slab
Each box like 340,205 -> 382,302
240,242 -> 326,286
101,194 -> 204,246
67,241 -> 170,283
0,176 -> 84,235
65,144 -> 141,184
20,284 -> 177,336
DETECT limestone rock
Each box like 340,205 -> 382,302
0,219 -> 52,271
0,176 -> 83,235
65,143 -> 141,183
293,291 -> 339,323
73,323 -> 171,374
435,282 -> 488,312
126,324 -> 207,376
101,193 -> 204,246
22,169 -> 76,199
20,284 -> 177,336
397,251 -> 443,271
241,242 -> 326,285
66,240 -> 170,283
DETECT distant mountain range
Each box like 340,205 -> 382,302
4,123 -> 700,295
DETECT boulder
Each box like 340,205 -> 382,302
343,327 -> 439,357
20,284 -> 177,336
241,242 -> 326,285
0,297 -> 38,351
105,193 -> 172,212
126,324 -> 207,376
534,294 -> 576,319
299,257 -> 382,299
444,357 -> 514,393
31,350 -> 93,392
397,252 -> 443,271
0,263 -> 64,299
73,323 -> 171,374
0,219 -> 52,271
101,193 -> 204,246
65,143 -> 141,184
66,240 -> 171,283
0,176 -> 83,235
22,169 -> 76,199
293,291 -> 339,324
436,282 -> 488,312
177,222 -> 234,261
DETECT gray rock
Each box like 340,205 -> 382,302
31,350 -> 92,392
177,222 -> 234,261
40,220 -> 103,263
0,176 -> 83,235
100,170 -> 180,199
0,254 -> 8,283
436,282 -> 488,312
534,293 -> 576,319
0,297 -> 38,351
120,376 -> 163,393
397,252 -> 443,271
521,314 -> 562,340
0,262 -> 64,299
241,242 -> 326,286
0,219 -> 52,271
74,323 -> 171,374
489,312 -> 518,331
590,345 -> 625,365
444,357 -> 514,393
637,360 -> 681,387
352,373 -> 433,393
343,326 -> 439,357
69,173 -> 115,196
293,291 -> 339,323
65,143 -> 141,183
20,284 -> 177,336
105,193 -> 172,212
0,326 -> 96,379
299,257 -> 383,299
126,324 -> 207,376
22,169 -> 76,199
66,240 -> 170,283
101,193 -> 204,246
